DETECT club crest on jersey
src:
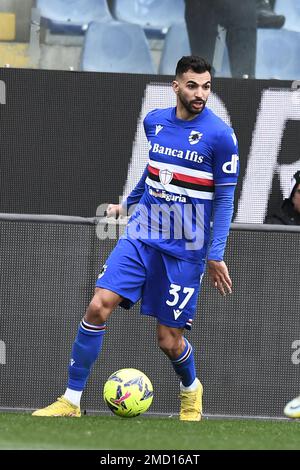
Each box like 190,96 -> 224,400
159,169 -> 173,185
188,130 -> 203,145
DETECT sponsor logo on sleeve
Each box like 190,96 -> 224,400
222,154 -> 239,174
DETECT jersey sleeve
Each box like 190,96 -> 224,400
208,128 -> 239,261
122,165 -> 148,211
123,109 -> 160,210
207,184 -> 235,261
143,108 -> 161,136
213,128 -> 239,186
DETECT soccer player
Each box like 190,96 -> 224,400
32,55 -> 239,421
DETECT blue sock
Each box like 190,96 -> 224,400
171,338 -> 196,387
68,318 -> 106,391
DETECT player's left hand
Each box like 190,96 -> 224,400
207,260 -> 232,296
106,204 -> 125,218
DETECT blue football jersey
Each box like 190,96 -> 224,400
123,106 -> 239,264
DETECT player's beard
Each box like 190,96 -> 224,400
178,90 -> 206,116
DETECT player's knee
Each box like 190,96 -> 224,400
158,335 -> 183,359
86,292 -> 115,323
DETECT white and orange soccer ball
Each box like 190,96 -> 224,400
103,368 -> 153,418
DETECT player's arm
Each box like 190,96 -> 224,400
207,184 -> 235,295
107,110 -> 157,218
106,165 -> 148,218
207,129 -> 239,296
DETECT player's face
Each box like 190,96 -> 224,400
172,70 -> 211,120
292,184 -> 300,214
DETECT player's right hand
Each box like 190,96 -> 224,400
106,204 -> 124,218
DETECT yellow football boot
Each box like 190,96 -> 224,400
179,378 -> 203,421
32,396 -> 81,417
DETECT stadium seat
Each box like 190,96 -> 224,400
275,0 -> 300,32
255,28 -> 300,80
110,0 -> 185,38
214,42 -> 231,78
184,26 -> 300,80
158,22 -> 190,75
80,21 -> 156,74
37,0 -> 112,35
158,22 -> 231,77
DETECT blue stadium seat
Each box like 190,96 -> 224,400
110,0 -> 185,38
158,22 -> 232,77
181,26 -> 300,80
255,28 -> 300,80
275,0 -> 300,32
80,21 -> 156,74
158,23 -> 190,75
37,0 -> 112,35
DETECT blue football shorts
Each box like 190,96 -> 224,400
96,238 -> 205,330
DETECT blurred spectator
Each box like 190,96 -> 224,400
256,0 -> 285,29
184,0 -> 257,78
265,171 -> 300,225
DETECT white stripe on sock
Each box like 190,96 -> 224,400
180,378 -> 199,392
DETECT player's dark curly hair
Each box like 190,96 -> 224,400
175,55 -> 212,77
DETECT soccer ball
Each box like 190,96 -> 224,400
103,368 -> 153,418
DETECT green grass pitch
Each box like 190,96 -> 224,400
0,413 -> 300,450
